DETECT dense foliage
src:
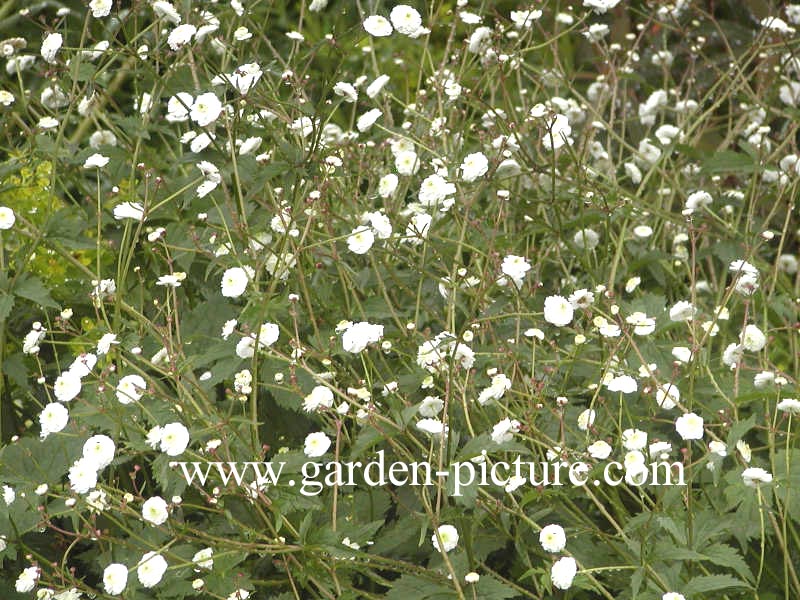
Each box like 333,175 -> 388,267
0,0 -> 799,598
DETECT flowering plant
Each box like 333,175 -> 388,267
0,1 -> 798,599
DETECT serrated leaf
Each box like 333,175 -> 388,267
683,574 -> 750,595
473,575 -> 521,599
703,543 -> 754,583
385,574 -> 455,600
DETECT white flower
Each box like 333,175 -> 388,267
190,92 -> 223,127
390,5 -> 423,35
416,418 -> 449,436
228,62 -> 263,94
622,428 -> 648,450
500,255 -> 531,287
2,485 -> 14,505
113,201 -> 145,221
459,151 -> 488,182
145,426 -> 163,449
54,371 -> 82,402
0,206 -> 15,229
363,211 -> 393,239
235,337 -> 256,359
418,396 -> 444,417
511,9 -> 542,27
539,524 -> 567,553
41,33 -> 63,64
777,398 -> 800,414
68,457 -> 99,494
709,441 -> 727,457
87,488 -> 109,513
116,374 -> 146,404
67,353 -> 95,379
662,593 -> 687,600
84,153 -> 110,169
221,267 -> 250,298
363,15 -> 393,36
168,24 -> 196,50
655,124 -> 681,145
778,254 -> 799,274
432,524 -> 459,552
137,552 -> 168,588
166,92 -> 193,122
23,324 -> 46,355
97,332 -> 119,355
347,226 -> 375,254
405,212 -> 432,244
418,174 -> 456,208
160,422 -> 190,456
234,26 -> 253,41
333,81 -> 358,103
14,566 -> 39,593
157,272 -> 186,287
544,295 -> 574,327
81,434 -> 115,470
376,175 -> 400,202
543,114 -> 572,150
89,0 -> 113,18
192,548 -> 214,570
477,374 -> 512,405
468,26 -> 492,53
367,74 -> 390,98
258,322 -> 280,347
761,16 -> 795,33
656,384 -> 680,410
729,259 -> 758,276
395,150 -> 420,175
722,343 -> 743,368
356,108 -> 382,132
588,440 -> 612,459
142,496 -> 169,525
152,1 -> 181,23
551,556 -> 577,590
675,412 -> 704,440
491,417 -> 520,444
103,563 -> 128,595
742,467 -> 773,487
342,321 -> 384,353
685,190 -> 712,212
740,324 -> 766,352
39,402 -> 69,439
304,386 -> 334,412
577,409 -> 596,431
573,228 -> 600,250
304,431 -> 332,457
669,301 -> 696,322
626,312 -> 656,336
608,375 -> 637,394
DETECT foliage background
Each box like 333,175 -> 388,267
0,0 -> 799,598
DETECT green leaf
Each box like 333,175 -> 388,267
631,567 -> 644,598
474,576 -> 521,599
683,574 -> 750,595
0,292 -> 13,321
385,574 -> 455,600
701,151 -> 755,175
13,275 -> 59,309
703,543 -> 754,583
